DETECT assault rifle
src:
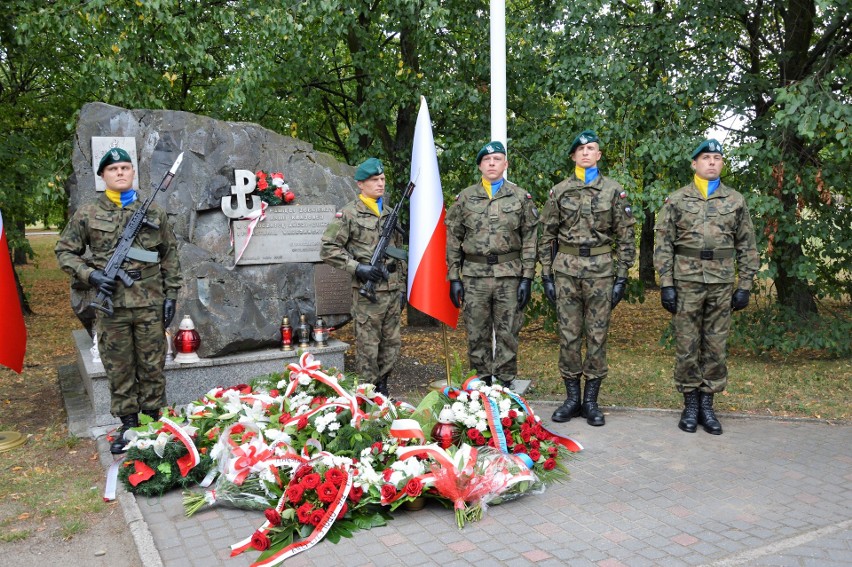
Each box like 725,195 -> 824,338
89,152 -> 185,316
359,178 -> 416,303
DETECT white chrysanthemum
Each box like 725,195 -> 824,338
327,422 -> 341,432
499,398 -> 511,411
463,416 -> 477,428
297,373 -> 312,386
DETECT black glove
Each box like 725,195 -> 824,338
163,299 -> 176,327
611,277 -> 627,309
517,278 -> 532,311
88,269 -> 116,295
542,275 -> 556,304
449,280 -> 464,308
731,288 -> 750,311
660,286 -> 677,314
355,263 -> 383,283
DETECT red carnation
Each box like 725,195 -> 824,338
297,416 -> 309,430
326,468 -> 346,487
348,485 -> 364,503
543,458 -> 557,471
317,481 -> 338,503
250,531 -> 270,551
285,483 -> 305,504
529,448 -> 542,462
296,502 -> 313,523
404,478 -> 422,498
302,473 -> 321,489
264,508 -> 282,526
381,484 -> 397,501
274,187 -> 284,199
257,177 -> 269,191
269,389 -> 279,397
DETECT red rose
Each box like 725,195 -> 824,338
284,190 -> 295,203
269,389 -> 279,397
521,432 -> 532,443
231,424 -> 245,435
448,391 -> 459,400
348,485 -> 364,503
297,416 -> 309,430
513,444 -> 528,454
475,433 -> 487,445
278,412 -> 291,424
233,384 -> 251,394
285,483 -> 305,504
529,449 -> 542,462
251,531 -> 270,551
371,442 -> 383,454
466,428 -> 479,440
547,446 -> 558,456
309,509 -> 325,526
501,417 -> 512,427
302,473 -> 321,489
326,468 -> 346,487
293,465 -> 311,481
214,390 -> 224,398
317,481 -> 338,503
543,458 -> 557,471
488,438 -> 497,448
381,484 -> 397,501
337,502 -> 348,519
404,478 -> 422,498
530,439 -> 541,450
382,468 -> 393,481
296,502 -> 313,523
508,410 -> 518,418
264,508 -> 282,526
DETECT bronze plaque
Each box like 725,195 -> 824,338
314,264 -> 352,315
232,205 -> 336,265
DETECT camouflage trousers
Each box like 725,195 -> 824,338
352,288 -> 401,385
462,276 -> 523,381
554,274 -> 612,381
672,280 -> 733,393
96,305 -> 166,417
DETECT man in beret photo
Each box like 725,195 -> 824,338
539,130 -> 636,426
55,147 -> 182,453
654,139 -> 759,435
445,141 -> 538,389
320,157 -> 405,397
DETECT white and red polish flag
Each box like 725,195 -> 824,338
407,97 -> 459,328
0,210 -> 26,373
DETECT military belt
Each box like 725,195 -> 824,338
675,246 -> 735,260
125,265 -> 161,281
558,244 -> 610,257
465,251 -> 521,265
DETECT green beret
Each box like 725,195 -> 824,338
691,139 -> 724,159
354,157 -> 384,181
97,147 -> 133,175
569,130 -> 600,155
476,141 -> 506,165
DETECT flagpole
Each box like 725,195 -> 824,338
441,324 -> 452,386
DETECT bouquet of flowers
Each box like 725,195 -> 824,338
255,170 -> 295,206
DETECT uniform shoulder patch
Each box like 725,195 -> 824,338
335,211 -> 343,218
455,194 -> 460,201
624,205 -> 633,217
526,193 -> 533,199
619,191 -> 628,199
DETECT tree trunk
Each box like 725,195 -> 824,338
13,263 -> 32,315
13,220 -> 27,265
773,240 -> 818,316
639,206 -> 656,287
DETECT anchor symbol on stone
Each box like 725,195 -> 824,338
221,169 -> 261,218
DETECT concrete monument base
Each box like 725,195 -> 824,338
70,329 -> 348,432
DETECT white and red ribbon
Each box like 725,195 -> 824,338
230,200 -> 268,267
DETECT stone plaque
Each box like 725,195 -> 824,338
91,137 -> 139,192
232,205 -> 336,264
314,264 -> 352,315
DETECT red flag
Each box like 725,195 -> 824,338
407,97 -> 459,328
0,210 -> 26,373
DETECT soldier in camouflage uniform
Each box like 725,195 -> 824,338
55,148 -> 182,453
320,158 -> 404,396
654,139 -> 759,435
445,141 -> 538,388
539,130 -> 636,426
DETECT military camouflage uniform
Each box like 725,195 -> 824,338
446,180 -> 538,382
320,199 -> 404,385
654,181 -> 759,393
539,174 -> 636,382
55,193 -> 182,416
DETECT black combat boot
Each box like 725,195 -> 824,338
678,390 -> 699,433
376,375 -> 390,397
580,378 -> 605,426
551,378 -> 581,423
110,414 -> 139,454
141,408 -> 161,422
481,375 -> 493,386
698,392 -> 723,435
497,375 -> 515,390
